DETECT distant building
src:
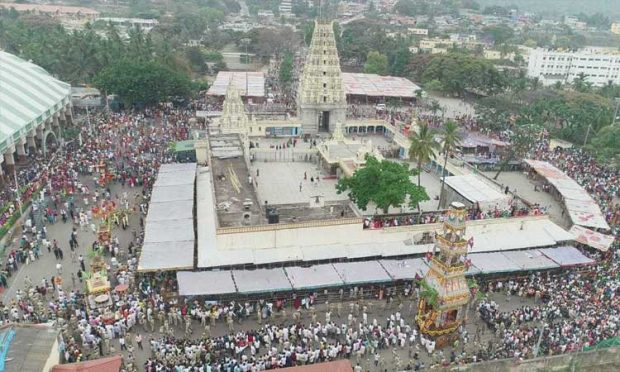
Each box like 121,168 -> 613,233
484,50 -> 515,61
257,10 -> 275,19
527,48 -> 620,86
564,16 -> 587,30
279,0 -> 293,17
0,3 -> 99,20
611,22 -> 620,35
408,28 -> 428,36
96,17 -> 158,32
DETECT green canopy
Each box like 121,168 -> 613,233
583,337 -> 620,351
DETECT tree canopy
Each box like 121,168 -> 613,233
588,125 -> 620,165
422,53 -> 506,96
336,155 -> 429,213
364,51 -> 389,75
278,52 -> 294,86
94,60 -> 192,107
476,88 -> 614,145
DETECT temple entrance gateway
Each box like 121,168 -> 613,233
320,111 -> 330,132
297,21 -> 346,134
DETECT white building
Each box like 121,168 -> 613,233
279,0 -> 293,17
408,28 -> 428,36
527,48 -> 620,86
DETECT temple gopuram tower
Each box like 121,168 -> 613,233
218,84 -> 250,136
416,202 -> 471,347
298,20 -> 346,134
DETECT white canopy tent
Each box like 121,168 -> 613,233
332,262 -> 392,285
539,246 -> 595,267
468,252 -> 521,274
524,159 -> 609,230
569,225 -> 615,252
501,250 -> 559,271
150,184 -> 194,203
232,269 -> 292,294
138,163 -> 196,272
444,174 -> 511,211
177,271 -> 237,296
379,259 -> 428,280
285,265 -> 344,289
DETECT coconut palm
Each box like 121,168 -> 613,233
409,124 -> 440,214
437,120 -> 463,208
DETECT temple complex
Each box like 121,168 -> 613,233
297,20 -> 347,134
416,202 -> 471,347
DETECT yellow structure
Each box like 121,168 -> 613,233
298,20 -> 347,133
416,202 -> 471,347
611,23 -> 620,35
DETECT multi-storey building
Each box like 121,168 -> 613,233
527,48 -> 620,86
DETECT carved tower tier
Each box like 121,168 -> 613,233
416,201 -> 471,347
298,20 -> 347,134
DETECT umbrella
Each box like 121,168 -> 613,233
114,284 -> 128,292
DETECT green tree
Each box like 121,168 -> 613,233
389,46 -> 412,77
279,52 -> 294,86
408,124 -> 440,213
364,50 -> 389,75
336,155 -> 429,213
186,47 -> 207,73
94,60 -> 192,107
422,53 -> 506,96
482,24 -> 515,46
587,125 -> 620,165
437,121 -> 463,208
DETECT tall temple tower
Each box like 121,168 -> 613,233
218,84 -> 250,136
416,202 -> 471,347
298,20 -> 346,134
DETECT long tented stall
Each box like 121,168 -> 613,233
500,250 -> 559,271
378,259 -> 428,280
569,225 -> 615,252
332,261 -> 393,285
138,163 -> 196,272
285,265 -> 345,290
232,268 -> 293,294
442,174 -> 512,211
523,159 -> 610,230
177,271 -> 237,296
539,246 -> 596,267
468,252 -> 521,274
176,246 -> 593,296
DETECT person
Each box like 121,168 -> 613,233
135,333 -> 143,350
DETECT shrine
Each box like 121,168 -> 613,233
416,201 -> 472,347
297,20 -> 347,134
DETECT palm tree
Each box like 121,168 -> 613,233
409,124 -> 440,213
437,121 -> 463,209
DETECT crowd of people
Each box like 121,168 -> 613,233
478,260 -> 620,360
363,203 -> 543,230
0,87 -> 616,372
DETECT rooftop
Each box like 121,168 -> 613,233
0,51 -> 71,154
2,324 -> 58,372
207,71 -> 265,98
0,3 -> 99,16
210,135 -> 261,227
